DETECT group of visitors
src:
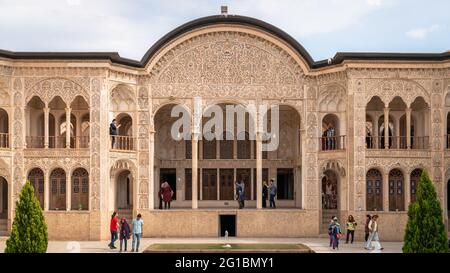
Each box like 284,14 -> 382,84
322,124 -> 336,150
159,181 -> 174,209
328,214 -> 383,251
109,212 -> 144,252
262,179 -> 277,208
235,179 -> 278,209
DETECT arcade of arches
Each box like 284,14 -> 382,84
0,15 -> 449,241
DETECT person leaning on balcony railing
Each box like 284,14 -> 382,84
110,119 -> 121,149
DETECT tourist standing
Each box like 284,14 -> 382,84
119,218 -> 131,252
236,180 -> 245,209
108,211 -> 119,249
160,181 -> 174,209
328,215 -> 335,247
365,214 -> 383,251
269,179 -> 277,208
109,119 -> 121,149
131,214 -> 144,252
345,215 -> 357,244
364,214 -> 372,242
262,181 -> 268,208
329,217 -> 342,250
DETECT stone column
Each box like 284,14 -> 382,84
384,107 -> 389,149
373,115 -> 379,149
383,171 -> 389,212
44,107 -> 50,149
406,107 -> 412,149
394,115 -> 400,149
256,131 -> 262,209
65,107 -> 71,148
148,131 -> 155,210
191,132 -> 199,209
76,112 -> 82,148
66,172 -> 71,211
44,172 -> 49,211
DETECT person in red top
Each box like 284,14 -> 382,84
159,181 -> 174,209
108,211 -> 119,249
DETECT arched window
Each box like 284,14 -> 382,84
321,114 -> 341,151
71,168 -> 89,210
366,169 -> 383,211
27,168 -> 44,209
0,108 -> 9,148
389,169 -> 405,211
410,169 -> 423,203
220,131 -> 233,159
50,168 -> 66,210
237,131 -> 251,159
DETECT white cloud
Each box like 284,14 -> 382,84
406,25 -> 440,40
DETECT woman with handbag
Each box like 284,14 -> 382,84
119,218 -> 131,252
329,217 -> 343,250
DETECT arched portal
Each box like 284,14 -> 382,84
0,108 -> 9,148
50,168 -> 66,210
71,168 -> 89,210
116,170 -> 133,210
322,170 -> 339,210
0,177 -> 7,219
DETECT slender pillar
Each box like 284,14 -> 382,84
148,131 -> 155,210
395,116 -> 400,149
383,171 -> 389,212
373,115 -> 379,149
44,173 -> 49,211
384,107 -> 389,149
43,107 -> 50,149
76,112 -> 82,148
191,132 -> 199,209
406,107 -> 412,149
256,131 -> 262,209
65,107 -> 71,148
66,173 -> 71,211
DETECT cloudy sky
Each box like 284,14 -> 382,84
0,0 -> 448,61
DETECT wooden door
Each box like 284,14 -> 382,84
389,169 -> 405,211
28,168 -> 45,209
50,168 -> 66,210
220,169 -> 234,200
366,169 -> 382,211
202,169 -> 217,200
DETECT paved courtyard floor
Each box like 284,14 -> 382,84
0,236 -> 402,253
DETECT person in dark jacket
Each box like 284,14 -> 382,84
109,119 -> 121,149
262,181 -> 268,208
119,218 -> 131,252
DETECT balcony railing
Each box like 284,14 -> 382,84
0,133 -> 9,149
366,136 -> 429,150
320,136 -> 346,151
26,136 -> 45,148
111,135 -> 134,151
49,136 -> 66,148
74,136 -> 90,149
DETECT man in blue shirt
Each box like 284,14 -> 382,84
109,119 -> 121,149
131,213 -> 144,252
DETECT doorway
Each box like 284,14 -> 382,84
277,168 -> 294,200
117,170 -> 132,210
0,177 -> 7,219
160,168 -> 176,200
220,215 -> 236,237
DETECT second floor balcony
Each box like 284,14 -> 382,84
366,136 -> 429,150
26,136 -> 90,149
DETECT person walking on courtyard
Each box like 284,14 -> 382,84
108,211 -> 119,249
345,215 -> 357,244
364,214 -> 372,242
328,215 -> 335,247
131,214 -> 144,252
262,181 -> 268,208
119,218 -> 131,252
365,214 -> 383,251
269,179 -> 277,208
329,217 -> 342,250
109,119 -> 121,149
160,181 -> 174,209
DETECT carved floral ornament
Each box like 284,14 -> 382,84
25,77 -> 89,106
365,79 -> 431,107
320,160 -> 346,178
110,159 -> 137,177
149,30 -> 305,99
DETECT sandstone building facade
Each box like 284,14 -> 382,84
0,15 -> 449,241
